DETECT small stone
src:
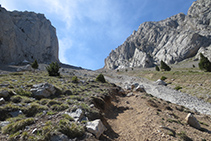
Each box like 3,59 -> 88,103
0,97 -> 5,105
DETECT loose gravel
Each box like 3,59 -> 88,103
105,74 -> 211,115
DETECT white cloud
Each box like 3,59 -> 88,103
58,37 -> 73,64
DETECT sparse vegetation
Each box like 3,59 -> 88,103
58,119 -> 85,138
2,118 -> 34,134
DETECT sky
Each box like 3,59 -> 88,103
0,0 -> 195,70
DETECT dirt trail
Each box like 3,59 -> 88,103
100,73 -> 211,140
104,93 -> 168,141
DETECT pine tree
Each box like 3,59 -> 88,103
198,53 -> 211,72
46,62 -> 60,76
31,59 -> 38,70
160,60 -> 171,71
155,65 -> 160,71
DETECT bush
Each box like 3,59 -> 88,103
160,60 -> 171,71
174,86 -> 182,91
46,62 -> 60,76
96,74 -> 106,83
155,65 -> 160,71
72,76 -> 79,83
198,53 -> 211,72
160,76 -> 167,81
2,118 -> 34,134
31,59 -> 39,70
58,119 -> 85,138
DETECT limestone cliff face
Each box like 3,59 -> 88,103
104,0 -> 211,69
0,6 -> 59,64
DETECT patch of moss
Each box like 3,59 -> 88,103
2,118 -> 34,134
51,104 -> 69,111
58,119 -> 85,139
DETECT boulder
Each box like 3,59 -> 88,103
0,90 -> 9,98
155,79 -> 167,86
30,83 -> 56,99
185,113 -> 201,129
9,110 -> 23,117
0,121 -> 10,128
86,119 -> 107,139
0,97 -> 5,105
17,64 -> 33,71
135,85 -> 146,92
65,108 -> 83,122
50,134 -> 69,141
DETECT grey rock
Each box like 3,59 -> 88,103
0,121 -> 10,128
50,134 -> 69,141
0,97 -> 5,105
65,108 -> 83,122
126,92 -> 134,97
0,6 -> 59,65
9,110 -> 23,117
104,0 -> 211,69
135,85 -> 146,92
155,79 -> 167,86
86,119 -> 107,139
30,83 -> 56,98
185,113 -> 201,129
0,90 -> 9,98
17,64 -> 33,71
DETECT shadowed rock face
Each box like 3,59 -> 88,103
0,6 -> 59,64
104,0 -> 211,70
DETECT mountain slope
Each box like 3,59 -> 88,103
104,0 -> 211,70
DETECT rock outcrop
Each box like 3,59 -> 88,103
104,0 -> 211,69
0,6 -> 59,64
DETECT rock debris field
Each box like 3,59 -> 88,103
105,74 -> 211,115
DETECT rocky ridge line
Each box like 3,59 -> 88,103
104,0 -> 211,69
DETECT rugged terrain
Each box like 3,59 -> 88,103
0,63 -> 210,140
104,0 -> 211,70
0,6 -> 59,64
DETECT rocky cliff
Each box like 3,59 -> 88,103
0,6 -> 59,65
104,0 -> 211,69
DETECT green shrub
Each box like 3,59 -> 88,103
155,65 -> 160,71
46,62 -> 60,76
11,95 -> 22,103
160,76 -> 167,81
15,88 -> 32,97
58,119 -> 85,139
174,86 -> 182,91
198,53 -> 211,72
51,104 -> 69,111
31,59 -> 39,70
23,103 -> 48,117
2,118 -> 34,134
161,60 -> 171,71
62,114 -> 74,121
96,74 -> 106,83
72,76 -> 79,83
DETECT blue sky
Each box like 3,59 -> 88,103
0,0 -> 195,70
